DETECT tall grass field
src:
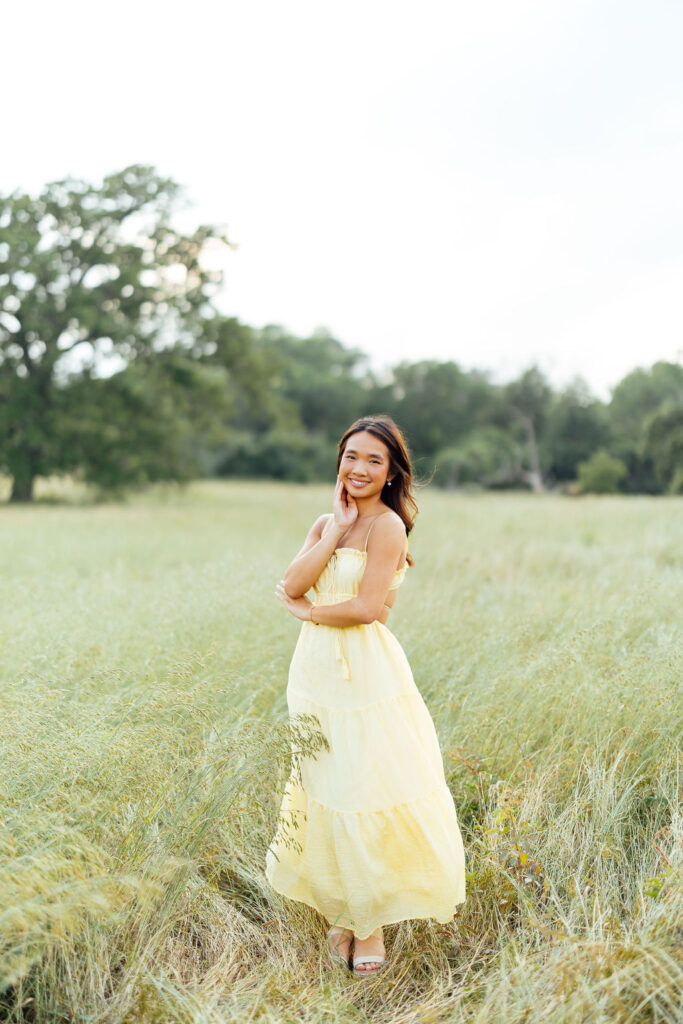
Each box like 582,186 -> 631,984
1,481 -> 681,1023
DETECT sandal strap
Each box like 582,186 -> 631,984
353,956 -> 385,966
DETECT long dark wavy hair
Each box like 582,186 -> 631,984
336,414 -> 418,567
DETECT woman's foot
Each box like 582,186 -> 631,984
352,926 -> 386,975
326,926 -> 353,968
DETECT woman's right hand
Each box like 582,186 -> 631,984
333,475 -> 358,531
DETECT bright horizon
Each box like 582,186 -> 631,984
3,0 -> 682,401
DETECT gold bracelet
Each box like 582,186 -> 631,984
310,603 -> 319,624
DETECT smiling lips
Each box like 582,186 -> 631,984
349,478 -> 370,487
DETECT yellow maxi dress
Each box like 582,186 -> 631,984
265,513 -> 466,939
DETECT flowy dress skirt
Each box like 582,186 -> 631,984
265,525 -> 466,939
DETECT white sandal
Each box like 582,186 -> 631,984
326,926 -> 353,970
352,926 -> 387,977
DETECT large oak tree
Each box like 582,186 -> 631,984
0,165 -> 228,500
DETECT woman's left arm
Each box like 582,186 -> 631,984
275,516 -> 405,626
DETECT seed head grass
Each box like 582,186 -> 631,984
0,482 -> 680,1022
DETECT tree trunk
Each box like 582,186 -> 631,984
10,476 -> 35,502
445,461 -> 459,491
522,415 -> 544,493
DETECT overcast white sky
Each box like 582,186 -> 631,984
3,0 -> 682,399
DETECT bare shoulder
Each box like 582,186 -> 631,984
291,512 -> 334,561
373,509 -> 406,545
313,511 -> 333,538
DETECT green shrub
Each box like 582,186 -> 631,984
576,448 -> 628,493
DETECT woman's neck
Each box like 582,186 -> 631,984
355,499 -> 387,518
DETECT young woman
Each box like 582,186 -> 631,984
266,415 -> 466,976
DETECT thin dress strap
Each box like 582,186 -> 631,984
363,512 -> 394,552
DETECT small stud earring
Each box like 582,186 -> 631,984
387,479 -> 392,486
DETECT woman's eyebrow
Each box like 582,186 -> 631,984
346,448 -> 384,458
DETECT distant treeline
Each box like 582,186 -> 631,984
1,165 -> 682,500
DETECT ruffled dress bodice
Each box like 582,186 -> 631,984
311,542 -> 407,606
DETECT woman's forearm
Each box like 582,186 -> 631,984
283,520 -> 347,598
310,597 -> 375,627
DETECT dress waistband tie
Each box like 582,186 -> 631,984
335,632 -> 352,681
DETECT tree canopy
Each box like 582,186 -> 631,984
1,166 -> 681,499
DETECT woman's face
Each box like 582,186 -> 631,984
339,431 -> 393,499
